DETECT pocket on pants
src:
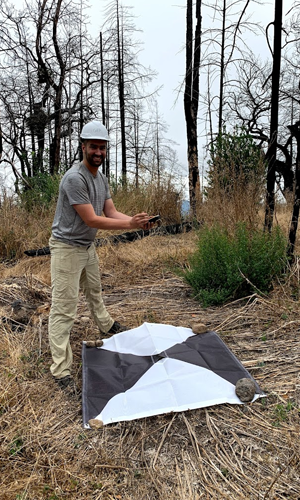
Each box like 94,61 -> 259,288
51,244 -> 81,300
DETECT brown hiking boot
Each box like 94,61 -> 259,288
107,321 -> 128,335
55,375 -> 80,397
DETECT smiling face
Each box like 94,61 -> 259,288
82,139 -> 107,171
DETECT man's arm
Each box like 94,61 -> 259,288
73,200 -> 149,230
103,198 -> 132,220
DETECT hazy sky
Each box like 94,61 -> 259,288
89,0 -> 295,187
90,0 -> 188,184
5,0 -> 296,193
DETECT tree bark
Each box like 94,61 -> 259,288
218,0 -> 226,134
184,0 -> 202,217
287,121 -> 300,258
116,0 -> 127,182
264,0 -> 282,232
100,31 -> 107,176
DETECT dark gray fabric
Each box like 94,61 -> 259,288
82,331 -> 263,426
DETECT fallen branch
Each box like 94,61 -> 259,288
24,222 -> 193,257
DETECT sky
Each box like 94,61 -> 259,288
90,0 -> 189,188
2,0 -> 296,194
88,0 -> 296,191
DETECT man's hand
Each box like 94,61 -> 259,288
129,213 -> 151,229
73,202 -> 151,231
144,214 -> 161,230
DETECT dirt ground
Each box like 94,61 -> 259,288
0,233 -> 300,500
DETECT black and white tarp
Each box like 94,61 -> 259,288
82,323 -> 264,428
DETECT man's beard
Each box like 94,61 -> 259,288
86,153 -> 104,167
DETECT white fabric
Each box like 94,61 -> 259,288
102,322 -> 193,355
95,359 -> 261,425
83,323 -> 264,427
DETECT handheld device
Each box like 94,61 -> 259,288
148,215 -> 161,224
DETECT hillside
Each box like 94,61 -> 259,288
0,232 -> 299,499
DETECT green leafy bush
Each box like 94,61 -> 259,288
19,173 -> 61,211
200,127 -> 266,229
182,224 -> 288,306
207,126 -> 265,194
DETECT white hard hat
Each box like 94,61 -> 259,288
80,120 -> 110,141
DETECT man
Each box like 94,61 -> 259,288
49,120 -> 150,393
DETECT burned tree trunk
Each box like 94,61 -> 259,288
218,0 -> 226,134
116,0 -> 127,182
287,121 -> 300,258
264,0 -> 282,232
184,0 -> 202,218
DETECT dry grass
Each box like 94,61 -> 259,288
198,186 -> 294,242
1,231 -> 300,500
111,181 -> 183,226
0,196 -> 55,261
0,180 -> 182,262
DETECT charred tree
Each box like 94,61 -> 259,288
218,0 -> 226,133
116,0 -> 127,181
100,31 -> 108,177
287,120 -> 300,258
184,0 -> 202,217
264,0 -> 283,232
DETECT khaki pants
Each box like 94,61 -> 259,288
48,236 -> 114,379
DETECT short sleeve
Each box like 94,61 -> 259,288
103,175 -> 112,200
62,173 -> 90,206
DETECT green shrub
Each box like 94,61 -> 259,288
207,126 -> 266,195
19,173 -> 61,211
200,127 -> 266,229
182,223 -> 288,306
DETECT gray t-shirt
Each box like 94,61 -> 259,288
52,162 -> 111,246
